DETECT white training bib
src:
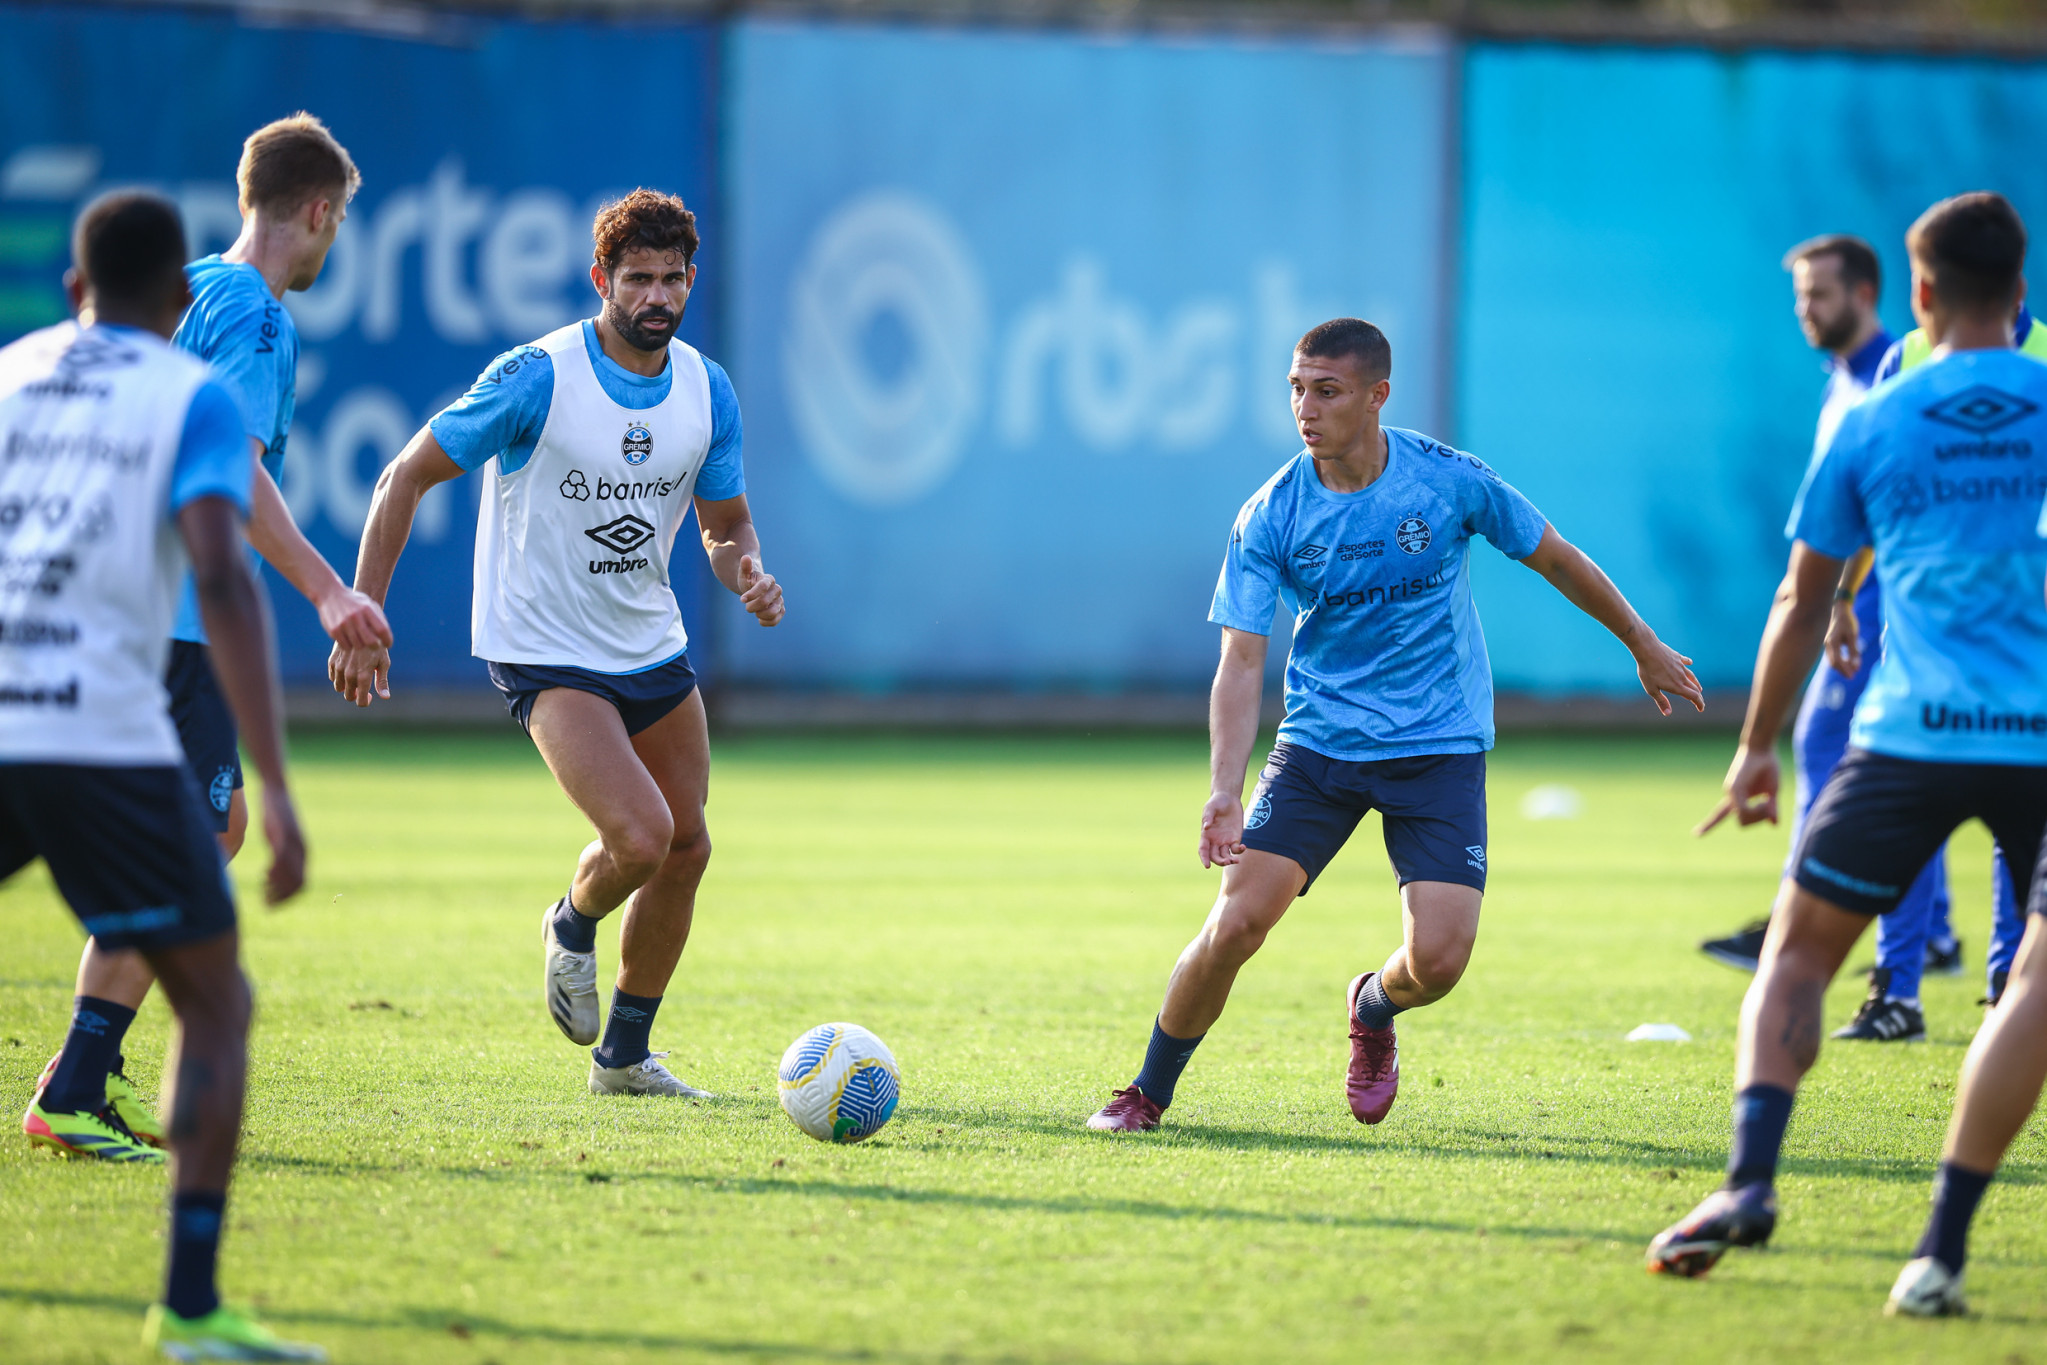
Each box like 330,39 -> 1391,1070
0,322 -> 205,764
471,324 -> 713,671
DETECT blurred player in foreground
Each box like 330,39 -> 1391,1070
0,192 -> 321,1361
1086,318 -> 1702,1133
1646,194 -> 2047,1322
24,113 -> 388,1161
331,190 -> 782,1097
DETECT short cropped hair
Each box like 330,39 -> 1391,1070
72,191 -> 187,311
1782,233 -> 1881,299
1908,192 -> 2028,314
1296,318 -> 1392,383
592,189 -> 699,274
237,113 -> 358,216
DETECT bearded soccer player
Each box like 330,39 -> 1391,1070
1,191 -> 321,1361
331,189 -> 781,1097
1644,195 -> 2047,1321
1085,318 -> 1702,1133
24,114 -> 389,1160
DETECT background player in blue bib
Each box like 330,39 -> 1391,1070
1087,318 -> 1703,1133
1647,195 -> 2047,1318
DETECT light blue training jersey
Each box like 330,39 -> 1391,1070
430,319 -> 744,501
1210,429 -> 1550,762
169,256 -> 295,643
1789,348 -> 2047,765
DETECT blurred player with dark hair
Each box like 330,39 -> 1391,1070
0,190 -> 322,1361
1085,317 -> 1702,1132
23,113 -> 389,1160
1647,195 -> 2047,1320
331,189 -> 782,1097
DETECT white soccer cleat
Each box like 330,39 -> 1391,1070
589,1051 -> 714,1098
542,901 -> 600,1046
1885,1257 -> 1968,1317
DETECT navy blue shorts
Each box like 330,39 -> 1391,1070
1793,747 -> 2047,917
0,764 -> 236,952
1240,743 -> 1488,895
486,653 -> 698,737
165,639 -> 241,833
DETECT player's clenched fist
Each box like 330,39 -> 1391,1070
739,553 -> 785,627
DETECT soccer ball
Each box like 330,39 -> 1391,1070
776,1022 -> 901,1143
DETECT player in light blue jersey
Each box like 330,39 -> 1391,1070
1647,196 -> 2047,1320
25,115 -> 390,1164
331,191 -> 783,1098
1087,318 -> 1702,1133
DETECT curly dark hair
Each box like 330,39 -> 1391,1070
592,189 -> 699,274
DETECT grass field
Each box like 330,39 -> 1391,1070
0,729 -> 2040,1364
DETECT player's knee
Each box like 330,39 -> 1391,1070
669,824 -> 711,872
1409,940 -> 1473,995
1206,914 -> 1270,966
176,965 -> 253,1041
609,818 -> 674,884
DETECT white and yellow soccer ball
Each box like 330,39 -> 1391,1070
776,1022 -> 901,1143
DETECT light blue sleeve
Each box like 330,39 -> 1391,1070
1873,340 -> 1906,385
429,345 -> 555,474
168,381 -> 253,516
1456,451 -> 1549,560
1208,495 -> 1282,635
192,290 -> 288,453
1787,406 -> 1870,557
695,356 -> 746,501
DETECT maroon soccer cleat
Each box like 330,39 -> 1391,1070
1086,1086 -> 1162,1132
1346,972 -> 1400,1124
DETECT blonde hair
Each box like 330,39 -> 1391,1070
237,112 -> 360,215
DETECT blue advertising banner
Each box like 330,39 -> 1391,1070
1460,43 -> 2047,694
0,4 -> 720,687
724,20 -> 1453,691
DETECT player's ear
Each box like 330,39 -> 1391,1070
589,260 -> 610,300
63,268 -> 85,316
1371,379 -> 1391,410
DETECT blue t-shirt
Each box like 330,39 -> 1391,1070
1210,429 -> 1550,761
168,256 -> 295,642
430,320 -> 744,500
1789,348 -> 2047,764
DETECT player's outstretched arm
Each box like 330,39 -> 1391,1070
180,493 -> 304,905
697,493 -> 785,627
1200,627 -> 1268,869
329,427 -> 465,706
1696,541 -> 1844,836
1518,524 -> 1704,716
245,453 -> 392,650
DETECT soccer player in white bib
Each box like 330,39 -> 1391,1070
331,190 -> 782,1097
0,192 -> 322,1360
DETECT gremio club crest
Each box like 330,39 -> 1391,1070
622,423 -> 653,466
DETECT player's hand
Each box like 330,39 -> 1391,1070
1634,639 -> 1704,716
1695,745 -> 1780,835
328,641 -> 391,707
738,554 -> 785,627
1825,601 -> 1862,677
259,784 -> 306,906
1199,792 -> 1247,869
315,584 -> 393,651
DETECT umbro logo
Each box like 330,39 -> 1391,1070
1922,385 -> 2039,435
1294,545 -> 1327,562
610,1005 -> 649,1021
584,514 -> 655,556
1465,845 -> 1486,871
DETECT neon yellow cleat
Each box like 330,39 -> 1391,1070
106,1068 -> 166,1148
143,1303 -> 327,1362
22,1098 -> 164,1164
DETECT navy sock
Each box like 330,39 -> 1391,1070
1130,1018 -> 1204,1110
1725,1084 -> 1796,1190
550,896 -> 601,955
1352,973 -> 1406,1031
163,1190 -> 226,1320
1913,1161 -> 1993,1275
44,995 -> 137,1114
591,988 -> 661,1070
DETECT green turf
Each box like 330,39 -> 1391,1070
0,731 -> 2039,1363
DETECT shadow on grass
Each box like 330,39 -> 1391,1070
0,1286 -> 1035,1362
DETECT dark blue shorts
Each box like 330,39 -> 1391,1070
1240,743 -> 1488,895
486,653 -> 698,738
1793,747 -> 2047,917
165,639 -> 241,833
0,764 -> 237,952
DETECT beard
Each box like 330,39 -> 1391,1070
607,297 -> 679,352
1810,309 -> 1861,353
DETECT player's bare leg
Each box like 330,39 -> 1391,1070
1649,881 -> 1870,1276
1890,913 -> 2047,1315
1345,879 -> 1482,1125
529,685 -> 713,1095
1156,851 -> 1305,1038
